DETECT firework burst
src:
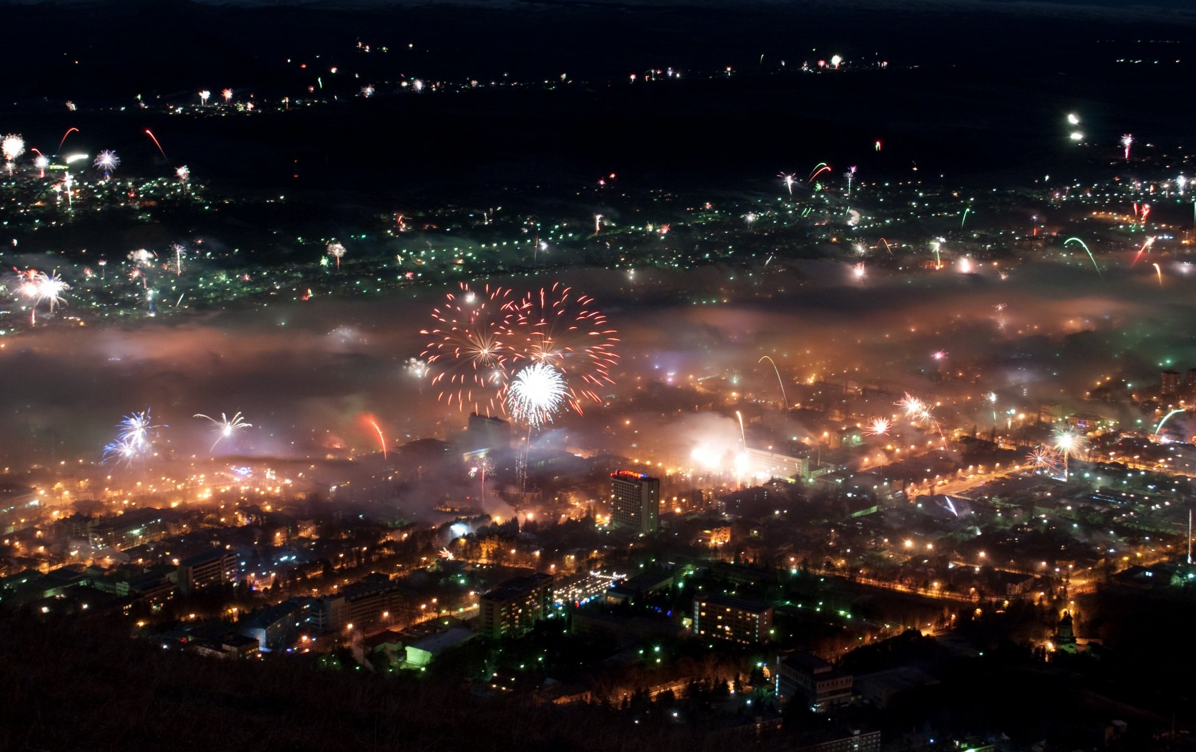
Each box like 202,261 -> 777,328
194,412 -> 252,452
507,362 -> 568,429
2,134 -> 24,174
1052,427 -> 1088,481
36,271 -> 69,313
421,283 -> 517,415
128,249 -> 155,268
1027,445 -> 1061,474
502,282 -> 619,413
779,172 -> 796,195
864,417 -> 891,436
11,270 -> 69,326
897,393 -> 942,435
404,357 -> 429,379
94,150 -> 120,177
898,393 -> 926,421
103,409 -> 158,465
2,134 -> 24,162
326,242 -> 346,270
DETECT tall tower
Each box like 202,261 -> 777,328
1162,369 -> 1181,398
609,471 -> 660,534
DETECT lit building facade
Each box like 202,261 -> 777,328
177,549 -> 238,595
479,572 -> 554,639
693,593 -> 772,644
610,471 -> 660,534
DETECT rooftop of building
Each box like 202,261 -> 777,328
611,470 -> 656,482
480,572 -> 553,603
406,626 -> 474,655
781,651 -> 838,675
243,597 -> 314,628
179,547 -> 236,567
695,593 -> 772,614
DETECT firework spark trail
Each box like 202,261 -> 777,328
1131,236 -> 1156,267
367,419 -> 388,459
58,127 -> 78,153
1064,237 -> 1101,276
1155,409 -> 1189,438
144,129 -> 168,161
758,355 -> 788,410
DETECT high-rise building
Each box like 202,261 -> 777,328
466,413 -> 511,453
693,593 -> 773,644
1162,369 -> 1181,397
610,471 -> 660,534
478,572 -> 554,639
177,549 -> 238,595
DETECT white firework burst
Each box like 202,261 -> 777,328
94,150 -> 120,175
2,134 -> 25,162
507,363 -> 568,429
194,412 -> 253,452
326,242 -> 346,269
